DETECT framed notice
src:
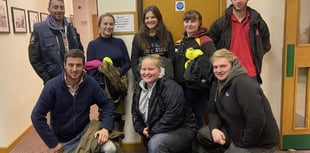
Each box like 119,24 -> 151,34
108,11 -> 137,35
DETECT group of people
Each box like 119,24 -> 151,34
29,0 -> 280,153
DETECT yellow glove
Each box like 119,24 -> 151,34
184,48 -> 203,69
185,60 -> 191,69
103,57 -> 113,65
185,47 -> 203,60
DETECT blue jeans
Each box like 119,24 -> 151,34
225,142 -> 276,153
62,131 -> 116,153
147,127 -> 196,153
184,88 -> 208,128
62,132 -> 83,153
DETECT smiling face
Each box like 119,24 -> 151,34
183,19 -> 200,37
64,57 -> 84,81
48,0 -> 65,24
99,15 -> 114,38
212,57 -> 232,81
183,10 -> 202,37
140,57 -> 161,86
144,11 -> 159,31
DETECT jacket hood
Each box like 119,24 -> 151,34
46,15 -> 69,30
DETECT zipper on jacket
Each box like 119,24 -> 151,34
55,36 -> 61,52
73,93 -> 77,133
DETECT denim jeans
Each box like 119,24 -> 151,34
147,127 -> 196,153
62,132 -> 82,153
225,142 -> 276,153
62,131 -> 116,153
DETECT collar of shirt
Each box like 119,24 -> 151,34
231,11 -> 250,23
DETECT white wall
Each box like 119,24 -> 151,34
246,0 -> 285,126
0,0 -> 73,147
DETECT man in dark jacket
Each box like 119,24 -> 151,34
31,49 -> 115,153
28,0 -> 83,84
197,49 -> 279,153
207,0 -> 271,84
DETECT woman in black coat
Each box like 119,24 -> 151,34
131,54 -> 197,153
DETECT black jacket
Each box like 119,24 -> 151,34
207,5 -> 271,83
174,28 -> 216,87
208,60 -> 279,149
131,77 -> 196,136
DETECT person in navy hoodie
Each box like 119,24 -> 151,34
31,49 -> 116,153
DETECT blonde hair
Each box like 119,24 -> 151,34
210,48 -> 237,64
139,54 -> 162,70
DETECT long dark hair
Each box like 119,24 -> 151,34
136,5 -> 173,51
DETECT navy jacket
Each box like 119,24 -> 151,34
28,15 -> 83,83
31,72 -> 115,148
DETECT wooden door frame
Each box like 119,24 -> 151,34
281,0 -> 310,149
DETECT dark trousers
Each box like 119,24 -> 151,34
184,88 -> 208,128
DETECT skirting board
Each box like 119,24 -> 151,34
0,126 -> 34,153
122,142 -> 145,151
